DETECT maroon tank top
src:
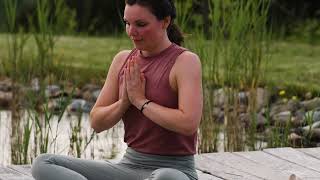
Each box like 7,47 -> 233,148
118,43 -> 197,155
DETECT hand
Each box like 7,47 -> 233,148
120,67 -> 131,109
125,56 -> 146,109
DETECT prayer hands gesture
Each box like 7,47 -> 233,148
124,56 -> 146,108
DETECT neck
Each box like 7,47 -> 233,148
140,37 -> 172,57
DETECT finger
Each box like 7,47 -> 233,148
140,73 -> 146,87
124,68 -> 127,87
133,60 -> 140,78
125,67 -> 130,82
129,59 -> 135,78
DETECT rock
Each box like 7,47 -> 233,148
269,99 -> 299,118
212,88 -> 225,107
239,113 -> 250,128
0,91 -> 12,107
67,99 -> 94,115
92,90 -> 101,101
46,98 -> 68,114
304,110 -> 320,123
45,85 -> 62,98
304,92 -> 313,100
272,111 -> 291,125
238,91 -> 248,105
31,78 -> 40,92
288,132 -> 303,147
212,107 -> 224,124
287,99 -> 300,112
301,97 -> 320,111
291,109 -> 306,127
310,128 -> 320,140
256,88 -> 270,111
237,104 -> 247,113
81,84 -> 101,102
65,86 -> 82,98
0,78 -> 12,91
81,84 -> 100,93
239,113 -> 267,131
270,102 -> 289,118
302,121 -> 320,133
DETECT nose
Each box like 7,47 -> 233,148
127,25 -> 137,37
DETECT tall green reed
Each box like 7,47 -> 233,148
185,30 -> 221,153
206,0 -> 271,152
3,0 -> 78,164
3,0 -> 31,164
69,110 -> 95,158
174,0 -> 193,33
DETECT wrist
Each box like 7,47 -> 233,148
140,100 -> 152,113
119,99 -> 130,111
133,98 -> 147,110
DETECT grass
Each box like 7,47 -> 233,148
0,33 -> 320,92
267,40 -> 320,92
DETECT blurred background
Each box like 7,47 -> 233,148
0,0 -> 320,166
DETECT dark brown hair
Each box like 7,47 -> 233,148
125,0 -> 183,45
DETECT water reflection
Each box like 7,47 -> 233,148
0,111 -> 126,165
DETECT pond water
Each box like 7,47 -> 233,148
0,111 -> 127,165
0,110 -> 269,165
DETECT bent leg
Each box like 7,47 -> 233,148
147,168 -> 190,180
32,153 -> 140,180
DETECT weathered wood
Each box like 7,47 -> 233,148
196,153 -> 260,180
264,147 -> 320,174
196,170 -> 223,180
8,166 -> 32,177
297,147 -> 320,160
202,151 -> 292,180
2,147 -> 320,180
0,166 -> 33,180
235,150 -> 320,179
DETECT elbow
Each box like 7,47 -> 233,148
181,126 -> 198,136
180,118 -> 199,136
179,113 -> 201,136
89,110 -> 103,133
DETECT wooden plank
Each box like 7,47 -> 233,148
0,166 -> 33,180
203,152 -> 292,180
0,176 -> 33,180
297,148 -> 320,160
196,154 -> 259,180
196,170 -> 223,180
235,150 -> 320,179
264,147 -> 320,174
8,165 -> 32,177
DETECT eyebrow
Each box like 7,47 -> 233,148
123,17 -> 146,23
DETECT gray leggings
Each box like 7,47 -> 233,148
31,147 -> 198,180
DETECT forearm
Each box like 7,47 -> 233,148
90,100 -> 128,133
134,100 -> 199,136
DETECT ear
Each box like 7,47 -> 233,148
162,16 -> 171,29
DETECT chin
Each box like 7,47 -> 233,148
133,42 -> 147,51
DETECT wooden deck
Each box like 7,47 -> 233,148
1,147 -> 320,180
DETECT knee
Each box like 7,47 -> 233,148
148,168 -> 189,180
31,154 -> 54,177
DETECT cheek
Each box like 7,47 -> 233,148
139,27 -> 161,40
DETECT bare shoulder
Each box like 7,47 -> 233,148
112,50 -> 131,67
174,51 -> 201,72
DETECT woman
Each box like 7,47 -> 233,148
31,0 -> 202,179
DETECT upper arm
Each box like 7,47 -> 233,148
173,51 -> 203,124
93,50 -> 130,107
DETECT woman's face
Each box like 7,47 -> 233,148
124,4 -> 166,51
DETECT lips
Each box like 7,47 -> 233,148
131,37 -> 142,41
133,39 -> 142,43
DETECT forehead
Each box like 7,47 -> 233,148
124,4 -> 157,21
